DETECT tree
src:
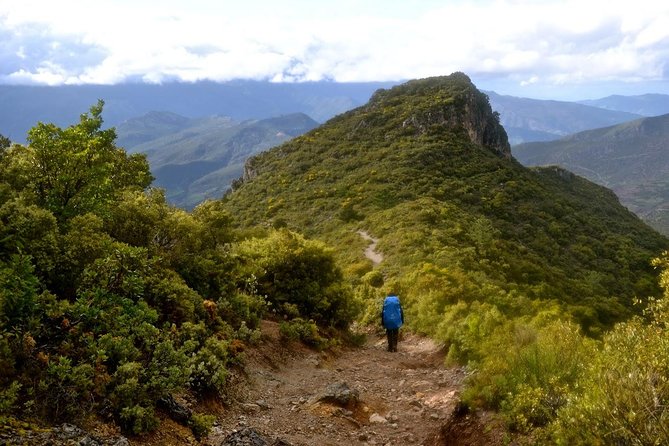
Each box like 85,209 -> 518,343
9,101 -> 152,221
0,134 -> 10,151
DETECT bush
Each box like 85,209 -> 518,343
187,337 -> 230,394
189,412 -> 216,439
551,297 -> 669,444
120,405 -> 158,435
235,229 -> 358,328
462,320 -> 594,432
279,318 -> 332,350
37,356 -> 94,421
0,381 -> 20,414
0,255 -> 39,333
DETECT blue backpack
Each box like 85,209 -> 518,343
382,295 -> 403,330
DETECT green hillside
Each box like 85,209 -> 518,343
222,74 -> 669,438
513,113 -> 669,234
3,78 -> 669,442
117,112 -> 318,208
225,73 -> 666,329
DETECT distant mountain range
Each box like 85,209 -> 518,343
3,81 -> 667,147
116,111 -> 318,209
513,113 -> 669,234
3,81 -> 668,212
579,94 -> 669,116
0,81 -> 393,143
486,91 -> 643,144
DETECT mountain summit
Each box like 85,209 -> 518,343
224,73 -> 666,332
363,73 -> 511,157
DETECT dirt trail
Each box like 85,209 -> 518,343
358,231 -> 384,265
207,323 -> 466,446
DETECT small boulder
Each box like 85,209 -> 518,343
219,428 -> 293,446
314,382 -> 360,408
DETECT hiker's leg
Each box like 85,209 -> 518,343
390,329 -> 398,352
386,329 -> 392,351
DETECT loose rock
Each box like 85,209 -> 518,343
369,413 -> 388,424
314,382 -> 360,408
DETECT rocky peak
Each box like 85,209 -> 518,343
368,73 -> 511,158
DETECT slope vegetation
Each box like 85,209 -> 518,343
225,73 -> 666,331
222,73 -> 669,439
513,113 -> 669,234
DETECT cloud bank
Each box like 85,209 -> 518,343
1,0 -> 668,98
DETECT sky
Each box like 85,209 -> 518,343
1,0 -> 669,100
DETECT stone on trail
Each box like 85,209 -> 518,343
313,381 -> 360,408
369,413 -> 388,424
219,427 -> 293,446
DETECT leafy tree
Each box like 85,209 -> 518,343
5,101 -> 152,221
0,134 -> 10,151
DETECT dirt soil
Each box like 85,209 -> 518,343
188,321 -> 504,446
7,321 -> 506,445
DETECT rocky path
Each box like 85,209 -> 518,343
207,324 -> 466,446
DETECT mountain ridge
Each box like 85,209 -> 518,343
513,113 -> 669,234
118,111 -> 318,208
485,90 -> 642,144
225,73 -> 666,333
0,80 -> 394,143
579,93 -> 669,116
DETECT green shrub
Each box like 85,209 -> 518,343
462,319 -> 594,432
37,356 -> 95,421
0,255 -> 39,333
187,337 -> 230,394
120,405 -> 158,434
362,270 -> 384,287
234,229 -> 358,328
551,298 -> 669,444
189,412 -> 216,439
279,318 -> 332,350
0,381 -> 20,413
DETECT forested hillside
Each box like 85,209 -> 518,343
513,113 -> 669,235
224,73 -> 669,441
226,74 -> 665,330
0,102 -> 356,438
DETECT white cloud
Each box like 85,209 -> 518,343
0,0 -> 668,97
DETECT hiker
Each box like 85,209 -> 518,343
381,294 -> 404,352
